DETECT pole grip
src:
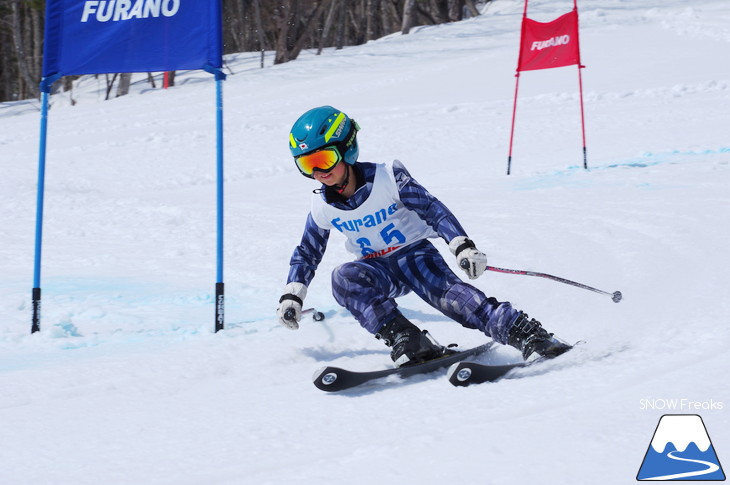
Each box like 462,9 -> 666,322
284,308 -> 295,322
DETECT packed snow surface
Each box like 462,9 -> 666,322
1,0 -> 728,483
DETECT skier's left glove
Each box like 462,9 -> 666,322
449,236 -> 488,280
277,282 -> 308,330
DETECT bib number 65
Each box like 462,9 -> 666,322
356,223 -> 406,256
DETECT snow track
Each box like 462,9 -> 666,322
1,0 -> 728,483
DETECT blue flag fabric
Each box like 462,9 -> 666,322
42,0 -> 222,77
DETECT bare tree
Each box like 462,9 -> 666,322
433,0 -> 450,24
273,0 -> 332,65
366,0 -> 382,42
465,0 -> 481,18
252,0 -> 267,67
401,0 -> 417,35
334,1 -> 346,49
116,72 -> 132,97
104,73 -> 119,100
317,0 -> 338,55
8,0 -> 42,99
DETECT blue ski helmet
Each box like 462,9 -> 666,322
289,106 -> 360,165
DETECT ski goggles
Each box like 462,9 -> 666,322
294,146 -> 343,178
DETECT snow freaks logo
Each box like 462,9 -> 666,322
637,415 -> 726,481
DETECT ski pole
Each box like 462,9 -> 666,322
461,260 -> 622,303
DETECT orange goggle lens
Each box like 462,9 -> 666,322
295,147 -> 342,177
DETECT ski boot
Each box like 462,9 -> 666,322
507,312 -> 572,360
375,314 -> 446,368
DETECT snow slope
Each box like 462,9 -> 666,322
1,0 -> 728,483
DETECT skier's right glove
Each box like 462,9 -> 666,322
449,236 -> 488,280
277,282 -> 308,330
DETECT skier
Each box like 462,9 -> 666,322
277,106 -> 571,367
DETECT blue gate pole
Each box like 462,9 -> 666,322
210,68 -> 226,332
32,77 -> 58,333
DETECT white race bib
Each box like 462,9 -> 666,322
311,162 -> 436,258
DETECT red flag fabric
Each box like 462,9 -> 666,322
517,10 -> 581,72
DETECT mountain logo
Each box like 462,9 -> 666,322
637,414 -> 726,481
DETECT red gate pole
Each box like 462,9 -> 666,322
507,0 -> 530,175
574,0 -> 588,169
506,73 -> 521,175
577,63 -> 588,169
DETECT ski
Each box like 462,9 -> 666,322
448,359 -> 536,387
313,341 -> 495,392
448,344 -> 577,386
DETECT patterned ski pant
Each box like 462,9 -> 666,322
330,239 -> 519,344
